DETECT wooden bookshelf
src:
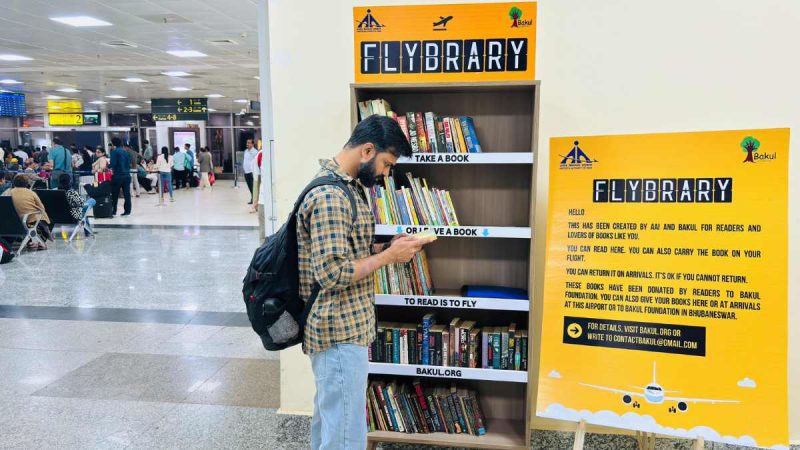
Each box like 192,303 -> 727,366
353,81 -> 539,450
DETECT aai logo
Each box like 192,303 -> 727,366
740,136 -> 776,163
357,9 -> 384,32
559,140 -> 597,170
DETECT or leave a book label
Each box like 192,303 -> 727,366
416,367 -> 463,378
399,225 -> 480,237
405,296 -> 478,308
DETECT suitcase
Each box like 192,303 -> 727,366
92,195 -> 113,218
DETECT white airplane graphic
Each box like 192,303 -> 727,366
579,362 -> 740,413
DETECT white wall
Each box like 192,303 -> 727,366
267,0 -> 799,440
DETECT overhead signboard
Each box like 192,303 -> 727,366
151,98 -> 208,121
47,99 -> 82,113
537,129 -> 789,448
353,2 -> 536,83
0,92 -> 26,117
48,112 -> 101,126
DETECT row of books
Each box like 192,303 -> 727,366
366,172 -> 460,226
367,379 -> 486,436
370,317 -> 528,371
358,98 -> 483,153
374,250 -> 434,296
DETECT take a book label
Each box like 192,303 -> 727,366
404,296 -> 478,308
409,153 -> 472,163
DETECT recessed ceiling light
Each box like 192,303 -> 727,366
145,100 -> 151,104
44,95 -> 63,100
50,16 -> 112,27
170,87 -> 191,91
0,79 -> 23,85
254,75 -> 260,80
125,104 -> 141,109
234,99 -> 249,103
166,50 -> 207,58
89,100 -> 107,104
207,108 -> 217,112
105,94 -> 126,99
50,105 -> 63,110
56,87 -> 80,93
161,71 -> 191,77
121,77 -> 148,83
0,54 -> 33,61
205,93 -> 224,98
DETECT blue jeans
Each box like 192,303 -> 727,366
310,344 -> 369,450
82,198 -> 96,229
160,172 -> 173,199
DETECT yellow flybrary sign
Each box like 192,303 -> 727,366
353,3 -> 536,83
537,129 -> 789,448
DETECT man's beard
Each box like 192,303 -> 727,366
357,158 -> 380,187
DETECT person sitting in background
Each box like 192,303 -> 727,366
13,148 -> 28,163
2,174 -> 52,248
0,171 -> 10,196
58,173 -> 95,236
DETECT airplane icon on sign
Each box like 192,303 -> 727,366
433,16 -> 453,30
580,362 -> 739,414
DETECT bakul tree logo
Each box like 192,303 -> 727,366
740,136 -> 760,163
509,6 -> 523,27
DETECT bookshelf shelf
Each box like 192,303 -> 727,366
375,293 -> 530,312
354,80 -> 540,450
375,224 -> 532,239
369,362 -> 528,383
368,418 -> 527,450
397,152 -> 534,165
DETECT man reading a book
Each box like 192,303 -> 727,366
298,114 -> 423,449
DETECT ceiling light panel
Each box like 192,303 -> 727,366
50,16 -> 112,27
162,71 -> 191,77
0,54 -> 33,61
167,50 -> 208,58
121,77 -> 148,83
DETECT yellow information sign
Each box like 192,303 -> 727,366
47,99 -> 82,113
537,129 -> 789,448
353,2 -> 536,83
48,113 -> 83,126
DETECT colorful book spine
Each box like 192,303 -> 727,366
424,112 -> 438,153
442,117 -> 455,153
421,314 -> 434,365
492,329 -> 501,369
414,112 -> 429,153
461,116 -> 482,152
397,115 -> 410,143
406,112 -> 420,153
453,117 -> 468,153
435,116 -> 447,154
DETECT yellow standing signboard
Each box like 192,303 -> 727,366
353,2 -> 536,83
538,129 -> 789,448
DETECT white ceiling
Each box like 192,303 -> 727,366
0,0 -> 261,114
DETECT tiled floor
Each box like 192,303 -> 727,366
92,179 -> 258,227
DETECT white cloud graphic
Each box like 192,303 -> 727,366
548,370 -> 562,379
737,377 -> 757,388
538,403 -> 787,449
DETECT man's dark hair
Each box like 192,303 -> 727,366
12,174 -> 27,188
53,137 -> 62,146
143,140 -> 149,145
346,115 -> 412,158
111,137 -> 122,147
58,173 -> 71,190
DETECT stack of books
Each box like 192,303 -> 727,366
367,379 -> 487,436
358,98 -> 483,153
370,315 -> 528,371
374,250 -> 433,296
366,172 -> 460,226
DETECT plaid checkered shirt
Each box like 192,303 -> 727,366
297,159 -> 376,354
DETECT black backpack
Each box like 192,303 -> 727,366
0,237 -> 14,264
242,175 -> 357,351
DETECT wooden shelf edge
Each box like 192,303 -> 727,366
368,418 -> 528,450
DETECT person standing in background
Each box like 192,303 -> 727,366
183,143 -> 195,189
156,146 -> 174,202
172,146 -> 186,190
109,137 -> 132,216
48,137 -> 71,189
198,147 -> 213,190
125,144 -> 141,198
242,139 -> 258,205
142,140 -> 153,163
36,145 -> 48,165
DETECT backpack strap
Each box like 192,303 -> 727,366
291,174 -> 358,224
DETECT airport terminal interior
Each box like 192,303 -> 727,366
0,1 -> 798,450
